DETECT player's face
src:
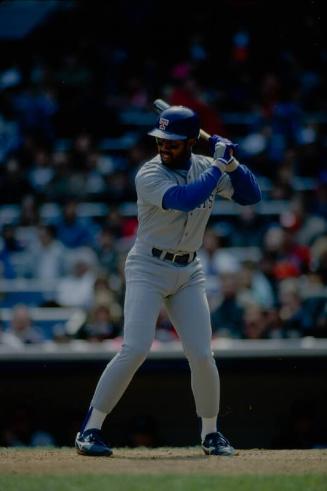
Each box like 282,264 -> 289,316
156,138 -> 194,166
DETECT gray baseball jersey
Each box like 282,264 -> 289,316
134,153 -> 234,252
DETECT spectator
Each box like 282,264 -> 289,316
5,304 -> 44,346
30,224 -> 66,280
242,303 -> 271,339
55,199 -> 99,249
211,272 -> 244,338
239,260 -> 275,309
28,148 -> 54,198
198,228 -> 239,308
284,194 -> 327,246
74,304 -> 120,342
55,248 -> 97,308
92,275 -> 122,324
263,225 -> 311,281
95,226 -> 120,275
277,279 -> 303,337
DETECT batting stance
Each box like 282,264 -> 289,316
75,105 -> 261,456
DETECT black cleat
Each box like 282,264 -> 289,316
75,429 -> 113,456
202,431 -> 236,456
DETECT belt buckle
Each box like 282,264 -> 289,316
172,252 -> 188,263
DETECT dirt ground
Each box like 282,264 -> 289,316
1,448 -> 327,475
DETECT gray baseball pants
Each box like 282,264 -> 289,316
91,249 -> 220,418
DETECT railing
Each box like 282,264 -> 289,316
0,337 -> 326,360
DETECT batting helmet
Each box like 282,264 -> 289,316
148,106 -> 200,140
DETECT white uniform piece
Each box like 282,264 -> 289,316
91,153 -> 235,418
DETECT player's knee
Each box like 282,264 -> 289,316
187,350 -> 215,367
121,343 -> 149,366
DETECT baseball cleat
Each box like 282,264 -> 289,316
202,431 -> 236,456
75,428 -> 113,456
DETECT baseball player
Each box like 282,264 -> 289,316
75,106 -> 261,456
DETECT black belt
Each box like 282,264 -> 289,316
152,248 -> 196,265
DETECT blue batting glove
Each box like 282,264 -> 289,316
209,134 -> 238,165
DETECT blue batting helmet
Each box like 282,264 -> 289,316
148,106 -> 200,140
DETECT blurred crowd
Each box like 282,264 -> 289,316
0,2 -> 326,347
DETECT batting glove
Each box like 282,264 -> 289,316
209,135 -> 239,171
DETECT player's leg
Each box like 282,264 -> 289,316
165,282 -> 219,419
76,279 -> 163,456
164,281 -> 235,455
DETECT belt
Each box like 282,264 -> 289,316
152,248 -> 196,265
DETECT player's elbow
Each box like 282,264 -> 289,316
247,187 -> 262,205
233,187 -> 261,205
250,187 -> 262,204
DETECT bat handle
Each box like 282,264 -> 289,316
199,129 -> 211,141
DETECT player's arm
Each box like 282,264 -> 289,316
209,135 -> 261,205
162,166 -> 223,212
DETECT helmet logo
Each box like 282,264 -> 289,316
159,117 -> 169,130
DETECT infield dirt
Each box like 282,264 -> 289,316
1,448 -> 327,475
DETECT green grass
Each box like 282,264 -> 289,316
0,474 -> 326,491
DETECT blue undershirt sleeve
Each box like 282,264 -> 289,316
229,165 -> 262,205
162,166 -> 222,212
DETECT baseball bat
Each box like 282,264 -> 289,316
153,99 -> 211,141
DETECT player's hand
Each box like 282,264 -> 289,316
209,135 -> 239,171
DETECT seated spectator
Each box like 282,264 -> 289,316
0,322 -> 22,349
5,304 -> 44,346
101,206 -> 125,239
55,248 -> 97,308
210,272 -> 244,338
285,194 -> 327,246
263,225 -> 311,281
95,226 -> 120,275
28,148 -> 54,198
277,279 -> 303,337
239,260 -> 275,309
54,199 -> 99,249
30,224 -> 66,280
74,304 -> 120,342
18,194 -> 40,228
242,303 -> 271,339
198,228 -> 239,308
92,274 -> 122,324
301,296 -> 327,338
1,224 -> 24,253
